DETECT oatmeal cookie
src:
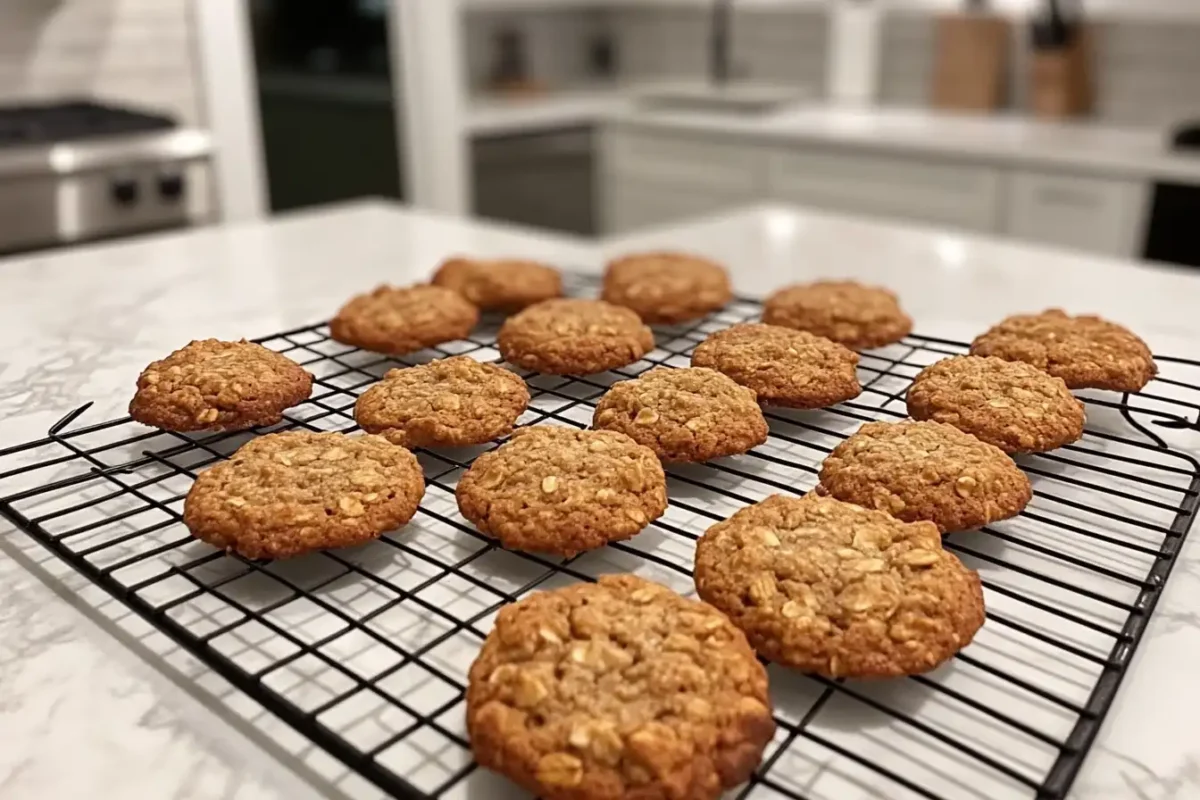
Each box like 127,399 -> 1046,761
355,356 -> 529,448
762,280 -> 912,350
907,356 -> 1085,454
592,367 -> 769,463
694,494 -> 985,677
183,431 -> 425,559
970,309 -> 1156,392
498,299 -> 655,375
431,257 -> 563,311
691,323 -> 861,409
329,284 -> 479,355
456,426 -> 666,557
602,252 -> 732,324
818,420 -> 1031,533
467,574 -> 775,800
129,339 -> 312,433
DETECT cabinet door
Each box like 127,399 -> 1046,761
602,178 -> 746,235
769,147 -> 1003,232
604,126 -> 767,195
1005,171 -> 1149,258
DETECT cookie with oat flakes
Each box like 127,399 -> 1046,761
817,420 -> 1031,533
691,323 -> 861,409
498,298 -> 654,375
455,426 -> 666,557
330,284 -> 479,355
695,494 -> 985,677
129,339 -> 312,433
183,431 -> 424,559
592,367 -> 768,463
431,257 -> 563,311
907,355 -> 1085,454
602,252 -> 732,324
762,280 -> 912,350
355,356 -> 529,448
970,309 -> 1156,392
466,574 -> 775,800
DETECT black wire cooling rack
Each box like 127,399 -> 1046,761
2,282 -> 1199,800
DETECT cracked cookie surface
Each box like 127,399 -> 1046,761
330,284 -> 479,355
129,339 -> 312,433
466,574 -> 775,800
691,323 -> 861,409
907,356 -> 1085,454
818,420 -> 1031,533
695,494 -> 985,677
970,309 -> 1156,392
592,367 -> 768,463
355,356 -> 529,448
456,426 -> 666,556
183,431 -> 425,559
601,252 -> 732,324
498,299 -> 654,375
432,257 -> 563,311
762,280 -> 912,350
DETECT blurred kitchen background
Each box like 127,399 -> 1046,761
1,0 -> 1199,266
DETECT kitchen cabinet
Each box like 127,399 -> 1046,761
1004,170 -> 1149,258
473,127 -> 597,236
769,148 -> 1004,233
600,125 -> 770,233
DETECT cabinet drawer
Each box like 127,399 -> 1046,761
602,178 -> 746,234
604,127 -> 766,195
769,148 -> 1003,233
1005,171 -> 1148,258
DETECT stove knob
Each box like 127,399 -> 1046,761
111,179 -> 139,206
159,174 -> 186,202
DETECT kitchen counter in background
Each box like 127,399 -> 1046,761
2,200 -> 1200,799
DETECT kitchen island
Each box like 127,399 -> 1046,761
1,200 -> 1199,800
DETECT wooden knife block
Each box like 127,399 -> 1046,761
932,14 -> 1012,113
1030,30 -> 1093,119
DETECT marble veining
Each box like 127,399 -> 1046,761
1,200 -> 1198,799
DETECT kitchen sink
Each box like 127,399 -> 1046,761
633,83 -> 808,116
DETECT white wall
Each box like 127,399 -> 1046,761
0,0 -> 201,123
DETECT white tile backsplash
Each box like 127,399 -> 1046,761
464,4 -> 830,95
0,0 -> 201,123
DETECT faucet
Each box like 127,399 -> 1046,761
710,0 -> 732,85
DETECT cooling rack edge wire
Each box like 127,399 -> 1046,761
2,284 -> 1199,800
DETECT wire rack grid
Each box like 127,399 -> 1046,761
2,279 -> 1199,800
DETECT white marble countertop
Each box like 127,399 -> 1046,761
2,200 -> 1199,799
466,91 -> 1200,184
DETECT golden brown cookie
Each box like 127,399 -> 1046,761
592,367 -> 769,463
907,356 -> 1085,454
467,574 -> 775,800
762,280 -> 913,350
694,494 -> 985,678
691,323 -> 862,409
969,309 -> 1156,392
129,339 -> 312,433
601,252 -> 732,324
354,356 -> 529,448
818,420 -> 1031,533
329,284 -> 479,355
183,431 -> 425,559
497,298 -> 655,375
431,257 -> 563,311
456,426 -> 666,557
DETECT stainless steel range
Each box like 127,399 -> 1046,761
0,101 -> 213,254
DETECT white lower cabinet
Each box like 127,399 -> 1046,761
1004,171 -> 1148,258
598,125 -> 1152,257
769,148 -> 1005,233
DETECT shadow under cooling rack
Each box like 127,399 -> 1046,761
2,284 -> 1199,800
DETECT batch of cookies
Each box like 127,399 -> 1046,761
128,253 -> 1158,800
